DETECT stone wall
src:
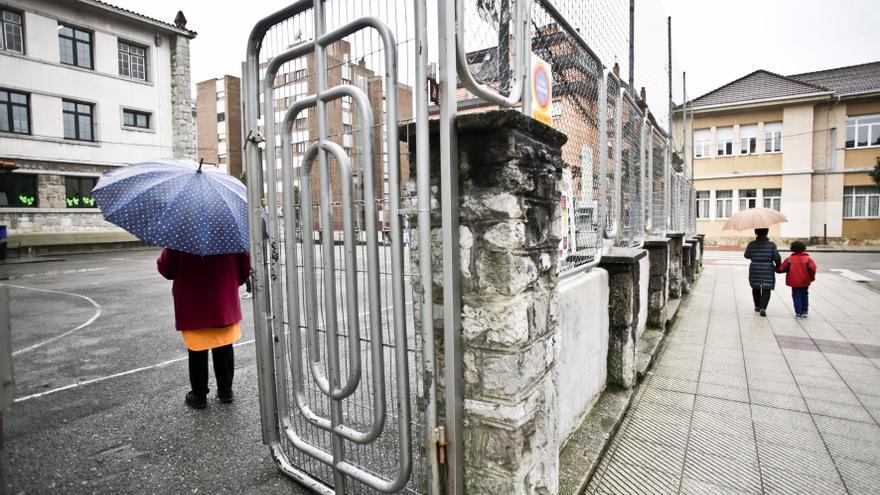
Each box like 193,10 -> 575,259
0,211 -> 116,235
171,35 -> 196,160
37,174 -> 66,209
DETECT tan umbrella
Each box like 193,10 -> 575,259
723,207 -> 788,231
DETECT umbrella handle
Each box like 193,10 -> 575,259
197,158 -> 204,173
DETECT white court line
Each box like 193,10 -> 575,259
1,267 -> 107,281
14,339 -> 257,403
6,284 -> 103,356
829,269 -> 872,282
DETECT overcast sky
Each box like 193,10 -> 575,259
114,0 -> 879,101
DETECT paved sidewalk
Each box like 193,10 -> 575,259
587,264 -> 880,494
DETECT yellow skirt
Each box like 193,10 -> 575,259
181,322 -> 242,351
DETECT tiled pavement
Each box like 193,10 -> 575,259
586,264 -> 880,494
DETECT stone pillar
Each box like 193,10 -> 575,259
171,35 -> 196,160
643,237 -> 671,329
695,234 -> 705,272
598,248 -> 647,389
37,174 -> 65,209
681,241 -> 694,294
666,232 -> 685,299
409,110 -> 566,494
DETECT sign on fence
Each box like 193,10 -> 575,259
531,54 -> 553,125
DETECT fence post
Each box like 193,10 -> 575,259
410,110 -> 566,494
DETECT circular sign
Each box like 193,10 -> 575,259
533,63 -> 551,111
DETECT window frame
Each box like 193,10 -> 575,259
845,114 -> 880,149
58,22 -> 93,70
117,39 -> 148,81
122,108 -> 151,129
764,122 -> 782,153
715,190 -> 733,219
62,99 -> 95,141
762,188 -> 781,211
695,190 -> 710,219
217,112 -> 226,122
738,189 -> 757,211
0,173 -> 38,208
0,88 -> 31,135
1,8 -> 25,54
64,176 -> 99,208
843,186 -> 880,219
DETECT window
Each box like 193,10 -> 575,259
694,128 -> 710,158
217,112 -> 226,122
696,191 -> 710,219
716,126 -> 733,156
65,176 -> 98,208
843,186 -> 880,218
63,99 -> 94,141
0,89 -> 30,134
0,173 -> 37,207
845,114 -> 880,148
58,24 -> 92,69
1,9 -> 24,54
715,190 -> 733,219
342,124 -> 352,135
764,122 -> 782,152
740,124 -> 757,155
293,69 -> 306,80
763,188 -> 781,211
739,189 -> 757,210
295,117 -> 307,130
123,109 -> 150,129
118,41 -> 147,80
294,141 -> 306,154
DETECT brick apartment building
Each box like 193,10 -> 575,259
195,75 -> 243,178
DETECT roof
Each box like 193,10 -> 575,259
689,70 -> 829,109
74,0 -> 197,38
788,61 -> 880,96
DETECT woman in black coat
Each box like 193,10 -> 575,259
744,228 -> 781,316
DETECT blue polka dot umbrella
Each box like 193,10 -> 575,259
91,159 -> 249,256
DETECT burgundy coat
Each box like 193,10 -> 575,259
157,248 -> 251,331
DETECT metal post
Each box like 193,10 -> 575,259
414,0 -> 440,492
439,0 -> 463,491
667,16 -> 672,136
628,0 -> 635,90
682,71 -> 688,180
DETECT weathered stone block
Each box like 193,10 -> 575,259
598,247 -> 646,389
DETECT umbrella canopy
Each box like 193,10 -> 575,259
722,207 -> 788,231
92,159 -> 249,256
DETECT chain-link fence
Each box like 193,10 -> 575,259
649,128 -> 667,236
604,72 -> 621,240
530,0 -> 604,273
615,89 -> 645,248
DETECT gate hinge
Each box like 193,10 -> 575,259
245,129 -> 265,147
436,425 -> 447,465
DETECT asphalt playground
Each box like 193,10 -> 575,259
0,249 -> 310,494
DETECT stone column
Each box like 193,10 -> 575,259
171,35 -> 196,160
597,248 -> 646,389
681,241 -> 694,294
409,110 -> 566,494
666,232 -> 685,299
643,237 -> 671,329
695,234 -> 705,272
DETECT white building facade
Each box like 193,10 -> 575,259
0,0 -> 195,251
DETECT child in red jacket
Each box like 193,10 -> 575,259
776,241 -> 817,318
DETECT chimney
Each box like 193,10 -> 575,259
174,11 -> 187,29
612,62 -> 620,78
640,86 -> 646,101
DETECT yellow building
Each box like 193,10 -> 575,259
675,62 -> 880,246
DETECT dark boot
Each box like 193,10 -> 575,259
186,391 -> 207,409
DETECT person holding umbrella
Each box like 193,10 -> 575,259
92,159 -> 252,409
723,207 -> 788,317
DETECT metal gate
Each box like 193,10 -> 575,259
242,1 -> 530,493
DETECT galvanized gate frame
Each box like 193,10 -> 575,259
243,0 -> 438,493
